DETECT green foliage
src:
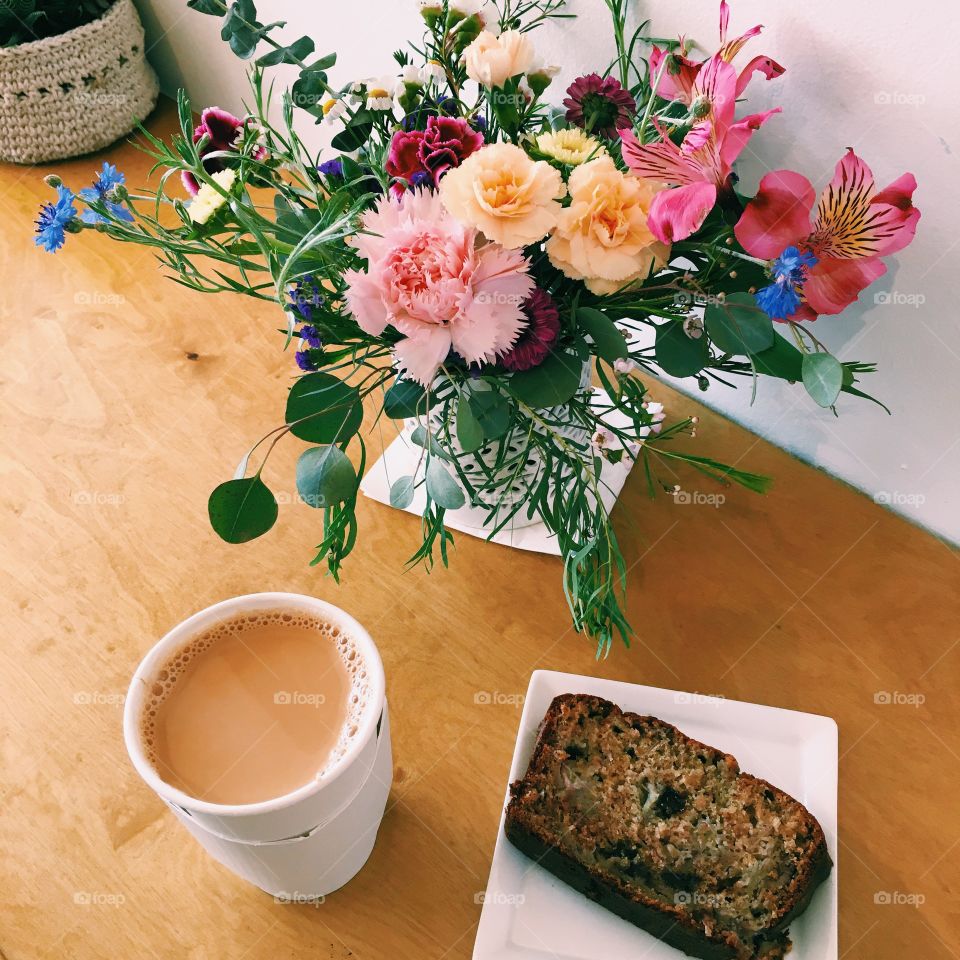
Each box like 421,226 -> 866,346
704,293 -> 774,356
1,0 -> 111,46
208,476 -> 278,543
508,351 -> 583,407
802,352 -> 843,408
655,320 -> 710,377
285,373 -> 363,444
296,445 -> 357,507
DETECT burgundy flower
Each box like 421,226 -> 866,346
182,107 -> 264,196
386,116 -> 484,194
501,288 -> 561,372
563,74 -> 637,140
419,116 -> 484,184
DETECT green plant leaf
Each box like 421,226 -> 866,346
256,35 -> 314,66
207,476 -> 277,544
187,0 -> 223,14
410,425 -> 451,460
296,445 -> 357,508
331,110 -> 374,151
389,475 -> 416,509
220,0 -> 263,59
704,292 -> 774,355
802,352 -> 843,408
753,332 -> 803,381
578,307 -> 628,362
383,378 -> 427,420
426,460 -> 465,510
466,385 -> 512,440
285,372 -> 363,443
456,398 -> 484,452
655,320 -> 710,377
508,351 -> 583,408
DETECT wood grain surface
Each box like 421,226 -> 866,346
2,100 -> 957,960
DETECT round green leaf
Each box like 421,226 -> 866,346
466,386 -> 512,440
384,378 -> 427,420
578,307 -> 629,362
508,351 -> 583,408
753,332 -> 804,382
655,320 -> 710,377
208,476 -> 278,544
704,293 -> 774,356
802,352 -> 843,408
389,475 -> 416,509
425,460 -> 465,510
296,445 -> 357,508
456,398 -> 484,453
286,372 -> 363,443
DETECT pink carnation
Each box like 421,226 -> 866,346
344,189 -> 534,384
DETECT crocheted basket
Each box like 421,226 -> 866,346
0,0 -> 159,164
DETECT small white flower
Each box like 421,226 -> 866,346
518,78 -> 535,103
366,77 -> 398,112
421,59 -> 446,84
643,400 -> 666,434
401,64 -> 424,87
591,428 -> 617,453
321,98 -> 346,123
614,357 -> 637,375
529,61 -> 560,80
189,169 -> 237,225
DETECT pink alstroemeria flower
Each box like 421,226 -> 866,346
735,149 -> 920,320
182,107 -> 265,196
621,57 -> 780,242
648,0 -> 784,105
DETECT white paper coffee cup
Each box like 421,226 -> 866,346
122,593 -> 392,898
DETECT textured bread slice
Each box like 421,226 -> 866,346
504,694 -> 832,960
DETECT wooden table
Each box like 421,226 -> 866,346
2,100 -> 957,960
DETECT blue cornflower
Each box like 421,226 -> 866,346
755,246 -> 818,320
298,324 -> 323,349
410,171 -> 432,189
35,185 -> 77,252
318,158 -> 344,179
79,161 -> 134,224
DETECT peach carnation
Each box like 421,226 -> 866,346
344,189 -> 534,385
439,142 -> 565,249
546,155 -> 669,294
463,30 -> 535,89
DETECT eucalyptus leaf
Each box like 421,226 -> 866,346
331,110 -> 374,151
285,372 -> 363,443
384,378 -> 427,420
578,307 -> 628,362
466,386 -> 511,440
426,460 -> 465,510
389,475 -> 416,509
508,351 -> 583,408
655,320 -> 709,377
705,293 -> 774,355
207,476 -> 277,544
753,333 -> 804,382
296,445 -> 357,508
802,352 -> 843,408
410,425 -> 450,460
187,0 -> 223,14
257,36 -> 314,66
456,398 -> 484,453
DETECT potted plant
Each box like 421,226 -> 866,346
0,0 -> 158,163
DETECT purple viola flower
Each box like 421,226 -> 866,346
318,158 -> 344,178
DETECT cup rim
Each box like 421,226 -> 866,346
122,592 -> 386,817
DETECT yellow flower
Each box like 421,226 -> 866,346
189,169 -> 237,225
535,128 -> 606,166
463,30 -> 535,89
439,142 -> 566,249
546,156 -> 669,295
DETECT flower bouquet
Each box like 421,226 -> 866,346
37,0 -> 919,653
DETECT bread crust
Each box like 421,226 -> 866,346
504,694 -> 832,960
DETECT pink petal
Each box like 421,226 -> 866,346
648,181 -> 718,243
814,150 -> 920,259
719,107 -> 781,169
694,56 -> 738,133
803,256 -> 887,315
393,327 -> 452,385
649,45 -> 701,104
198,107 -> 242,148
734,169 -> 815,259
735,55 -> 786,96
344,270 -> 389,336
621,126 -> 701,186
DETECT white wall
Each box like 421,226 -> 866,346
135,0 -> 960,543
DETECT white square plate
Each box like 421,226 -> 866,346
473,670 -> 838,960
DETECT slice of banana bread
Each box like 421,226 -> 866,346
504,694 -> 832,960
